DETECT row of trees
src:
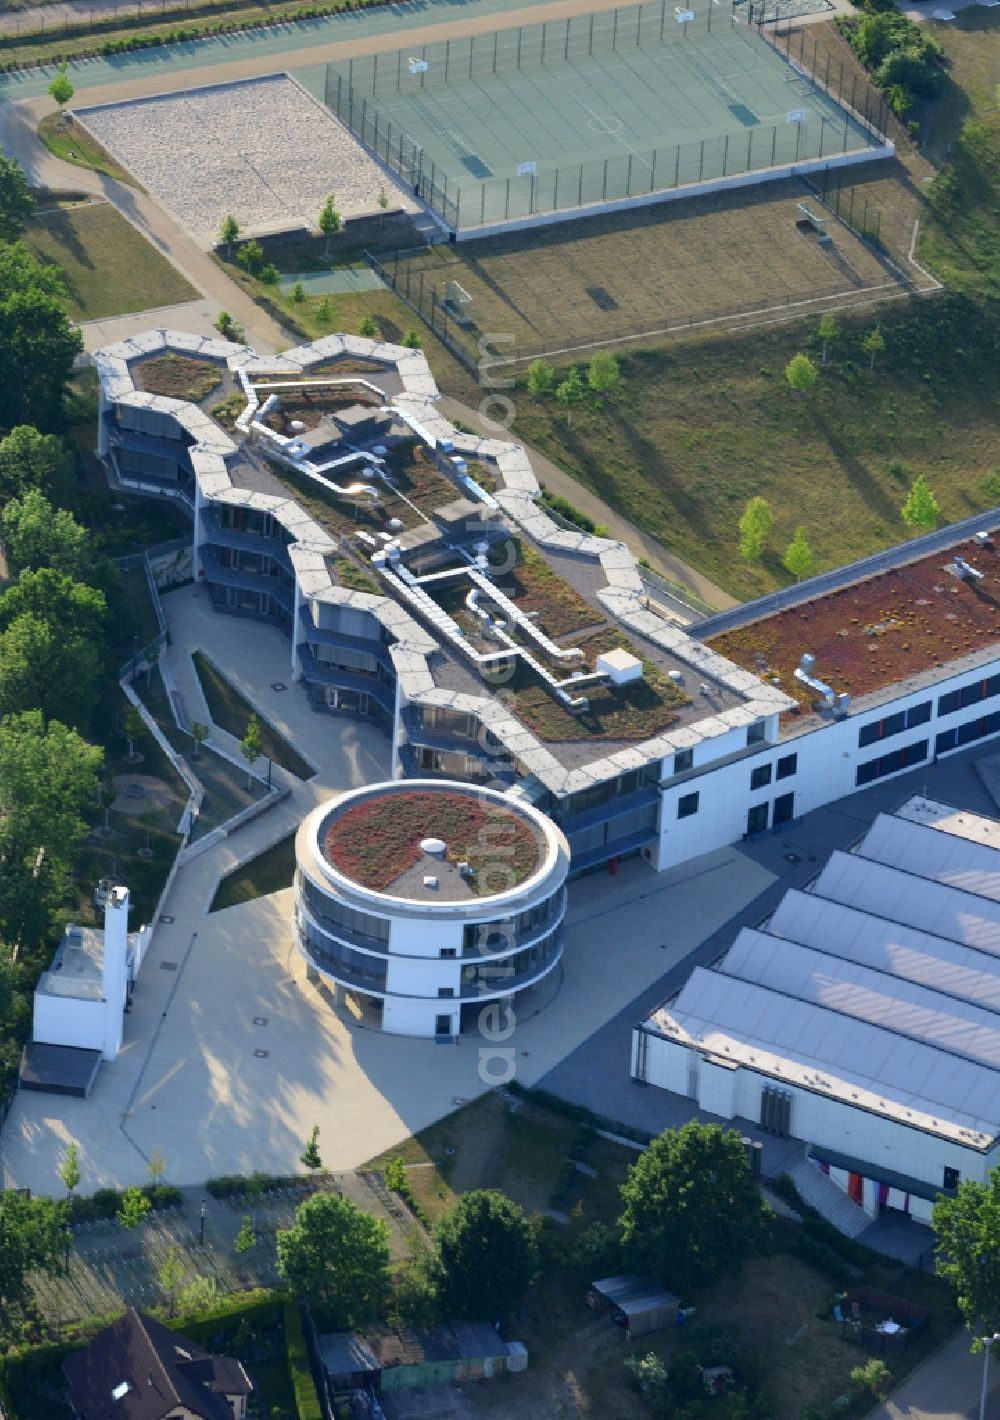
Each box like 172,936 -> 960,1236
785,321 -> 886,393
527,352 -> 621,426
737,471 -> 940,575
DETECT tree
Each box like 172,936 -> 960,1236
0,154 -> 35,244
240,714 -> 263,790
316,296 -> 334,326
159,1247 -> 185,1316
851,1357 -> 890,1398
301,1124 -> 323,1172
290,281 -> 306,305
219,214 -> 240,258
147,1146 -> 166,1185
0,1191 -> 67,1307
190,721 -> 209,760
527,358 -> 555,396
117,1187 -> 151,1230
863,325 -> 886,371
318,194 -> 341,258
0,710 -> 102,950
933,1170 -> 1000,1338
901,473 -> 939,533
177,1275 -> 217,1313
48,65 -> 75,116
785,352 -> 818,392
0,427 -> 76,507
2,489 -> 91,578
817,312 -> 838,365
259,263 -> 280,285
58,1142 -> 82,1197
216,311 -> 245,342
0,570 -> 108,731
402,329 -> 421,349
0,244 -> 82,431
277,1192 -> 390,1327
377,186 -> 389,227
618,1122 -> 770,1297
783,526 -> 814,581
588,351 -> 621,401
738,496 -> 773,562
236,239 -> 264,275
124,706 -> 143,763
432,1190 -> 538,1324
235,1214 -> 256,1255
359,314 -> 378,338
555,366 -> 585,427
625,1352 -> 670,1406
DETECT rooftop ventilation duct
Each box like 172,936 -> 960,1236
794,653 -> 835,708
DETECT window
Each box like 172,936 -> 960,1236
673,749 -> 694,775
776,753 -> 797,780
750,763 -> 772,791
435,1015 -> 452,1036
938,675 -> 1000,718
773,792 -> 795,826
858,701 -> 931,748
936,708 -> 1000,757
855,739 -> 929,787
440,947 -> 457,959
747,722 -> 767,746
747,803 -> 769,835
677,792 -> 699,820
943,1166 -> 960,1191
437,987 -> 455,998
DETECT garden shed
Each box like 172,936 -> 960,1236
588,1274 -> 681,1339
318,1321 -> 514,1397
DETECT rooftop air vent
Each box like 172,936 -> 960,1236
112,1384 -> 131,1402
422,875 -> 439,890
421,837 -> 447,858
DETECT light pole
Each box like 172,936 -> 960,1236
199,1197 -> 206,1248
979,1332 -> 1000,1420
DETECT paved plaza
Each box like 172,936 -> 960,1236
0,583 -> 775,1195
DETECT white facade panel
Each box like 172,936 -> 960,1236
33,996 -> 106,1053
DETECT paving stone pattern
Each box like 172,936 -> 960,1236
77,75 -> 410,243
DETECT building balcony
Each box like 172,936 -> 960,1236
568,823 -> 659,873
200,546 -> 294,612
298,606 -> 395,672
201,508 -> 292,561
296,645 -> 395,715
555,785 -> 660,835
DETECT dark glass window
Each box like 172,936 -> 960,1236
750,763 -> 772,791
674,749 -> 694,775
855,739 -> 929,787
678,792 -> 700,820
776,753 -> 797,780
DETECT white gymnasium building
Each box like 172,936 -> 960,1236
633,798 -> 1000,1226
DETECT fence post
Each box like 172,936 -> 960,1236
722,134 -> 729,176
699,139 -> 704,181
660,0 -> 666,41
626,153 -> 633,195
445,39 -> 450,82
578,162 -> 584,206
771,124 -> 776,166
373,51 -> 378,95
565,15 -> 570,60
541,21 -> 546,63
493,29 -> 498,72
674,142 -> 681,186
481,182 -> 486,224
602,158 -> 608,200
612,6 -> 618,51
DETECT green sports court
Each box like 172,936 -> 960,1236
323,0 -> 890,232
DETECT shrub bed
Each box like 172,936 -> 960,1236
68,1183 -> 182,1223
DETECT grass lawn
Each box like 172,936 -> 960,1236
134,353 -> 223,403
209,832 -> 296,912
137,663 -> 271,838
36,112 -> 138,186
24,201 -> 196,322
72,706 -> 184,926
366,1092 -> 633,1231
389,171 -> 901,365
511,295 -> 999,600
191,651 -> 315,780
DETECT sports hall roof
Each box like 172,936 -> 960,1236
645,796 -> 1000,1150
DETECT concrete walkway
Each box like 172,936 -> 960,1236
0,97 -> 295,353
868,1327 -> 999,1420
0,588 -> 778,1194
438,395 -> 738,612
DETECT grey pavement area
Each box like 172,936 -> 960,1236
535,738 -> 1000,1163
0,584 -> 775,1196
868,1326 -> 1000,1420
78,299 -> 223,351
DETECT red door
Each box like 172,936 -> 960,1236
848,1172 -> 864,1206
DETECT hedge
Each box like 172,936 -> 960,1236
68,1183 -> 182,1223
284,1303 -> 323,1420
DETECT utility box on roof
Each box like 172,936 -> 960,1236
596,647 -> 643,685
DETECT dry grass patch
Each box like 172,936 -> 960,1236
135,353 -> 222,403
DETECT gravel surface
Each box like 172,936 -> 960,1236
77,74 -> 412,244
